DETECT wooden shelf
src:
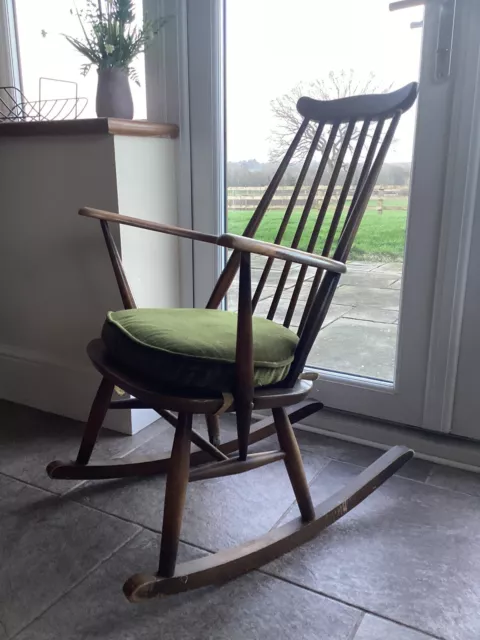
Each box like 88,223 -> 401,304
0,118 -> 179,138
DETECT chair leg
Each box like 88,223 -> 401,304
76,378 -> 115,465
205,414 -> 221,447
236,399 -> 253,462
272,406 -> 315,522
158,412 -> 193,578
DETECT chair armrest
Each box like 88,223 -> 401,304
218,233 -> 347,274
79,208 -> 219,245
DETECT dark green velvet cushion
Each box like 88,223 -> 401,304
102,308 -> 299,392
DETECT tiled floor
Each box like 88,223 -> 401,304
1,400 -> 480,640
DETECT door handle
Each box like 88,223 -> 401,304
389,0 -> 456,84
435,0 -> 456,82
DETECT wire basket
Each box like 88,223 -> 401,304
0,78 -> 88,123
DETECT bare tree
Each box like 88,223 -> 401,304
269,69 -> 392,170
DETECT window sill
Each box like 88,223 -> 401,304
0,118 -> 179,138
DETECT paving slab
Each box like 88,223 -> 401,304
343,305 -> 398,324
389,278 -> 403,290
333,285 -> 400,310
308,318 -> 397,380
250,254 -> 301,273
339,273 -> 398,288
253,298 -> 351,328
374,262 -> 404,276
345,261 -> 384,272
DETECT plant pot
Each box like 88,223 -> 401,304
96,68 -> 133,119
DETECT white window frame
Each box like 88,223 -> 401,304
144,0 -> 225,310
143,0 -> 226,309
182,0 -> 480,433
421,0 -> 480,434
143,0 -> 196,308
0,0 -> 21,88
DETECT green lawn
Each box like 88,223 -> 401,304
227,199 -> 408,261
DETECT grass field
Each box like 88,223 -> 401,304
227,197 -> 408,261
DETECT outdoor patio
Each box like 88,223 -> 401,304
228,255 -> 403,382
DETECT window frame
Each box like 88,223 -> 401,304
0,0 -> 21,88
183,0 -> 480,432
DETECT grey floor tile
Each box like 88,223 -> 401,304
125,418 -> 430,484
426,463 -> 480,498
0,475 -> 139,638
70,449 -> 329,552
293,429 -> 433,482
121,413 -> 243,462
16,530 -> 362,640
0,400 -> 170,494
354,615 -> 436,640
266,460 -> 480,640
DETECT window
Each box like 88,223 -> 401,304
14,0 -> 146,119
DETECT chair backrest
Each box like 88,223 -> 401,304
209,82 -> 418,384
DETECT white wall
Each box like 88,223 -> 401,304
114,135 -> 181,433
0,134 -> 127,424
0,131 -> 181,434
114,135 -> 180,309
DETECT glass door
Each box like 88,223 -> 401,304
188,0 -> 459,427
225,0 -> 424,385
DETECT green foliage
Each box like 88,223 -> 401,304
63,0 -> 168,84
227,201 -> 408,262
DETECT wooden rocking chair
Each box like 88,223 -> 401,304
47,82 -> 418,601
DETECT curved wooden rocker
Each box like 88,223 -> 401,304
47,83 -> 418,601
124,445 -> 413,601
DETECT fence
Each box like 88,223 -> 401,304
227,185 -> 409,214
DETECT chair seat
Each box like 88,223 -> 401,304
102,308 -> 299,393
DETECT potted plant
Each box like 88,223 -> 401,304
64,0 -> 167,119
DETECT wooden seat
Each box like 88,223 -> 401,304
47,82 -> 418,601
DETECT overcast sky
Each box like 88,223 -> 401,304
15,0 -> 423,163
226,0 -> 423,163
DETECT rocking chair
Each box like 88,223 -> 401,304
47,82 -> 418,601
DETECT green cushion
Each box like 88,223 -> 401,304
102,308 -> 299,393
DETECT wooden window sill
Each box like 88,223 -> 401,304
0,118 -> 179,138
